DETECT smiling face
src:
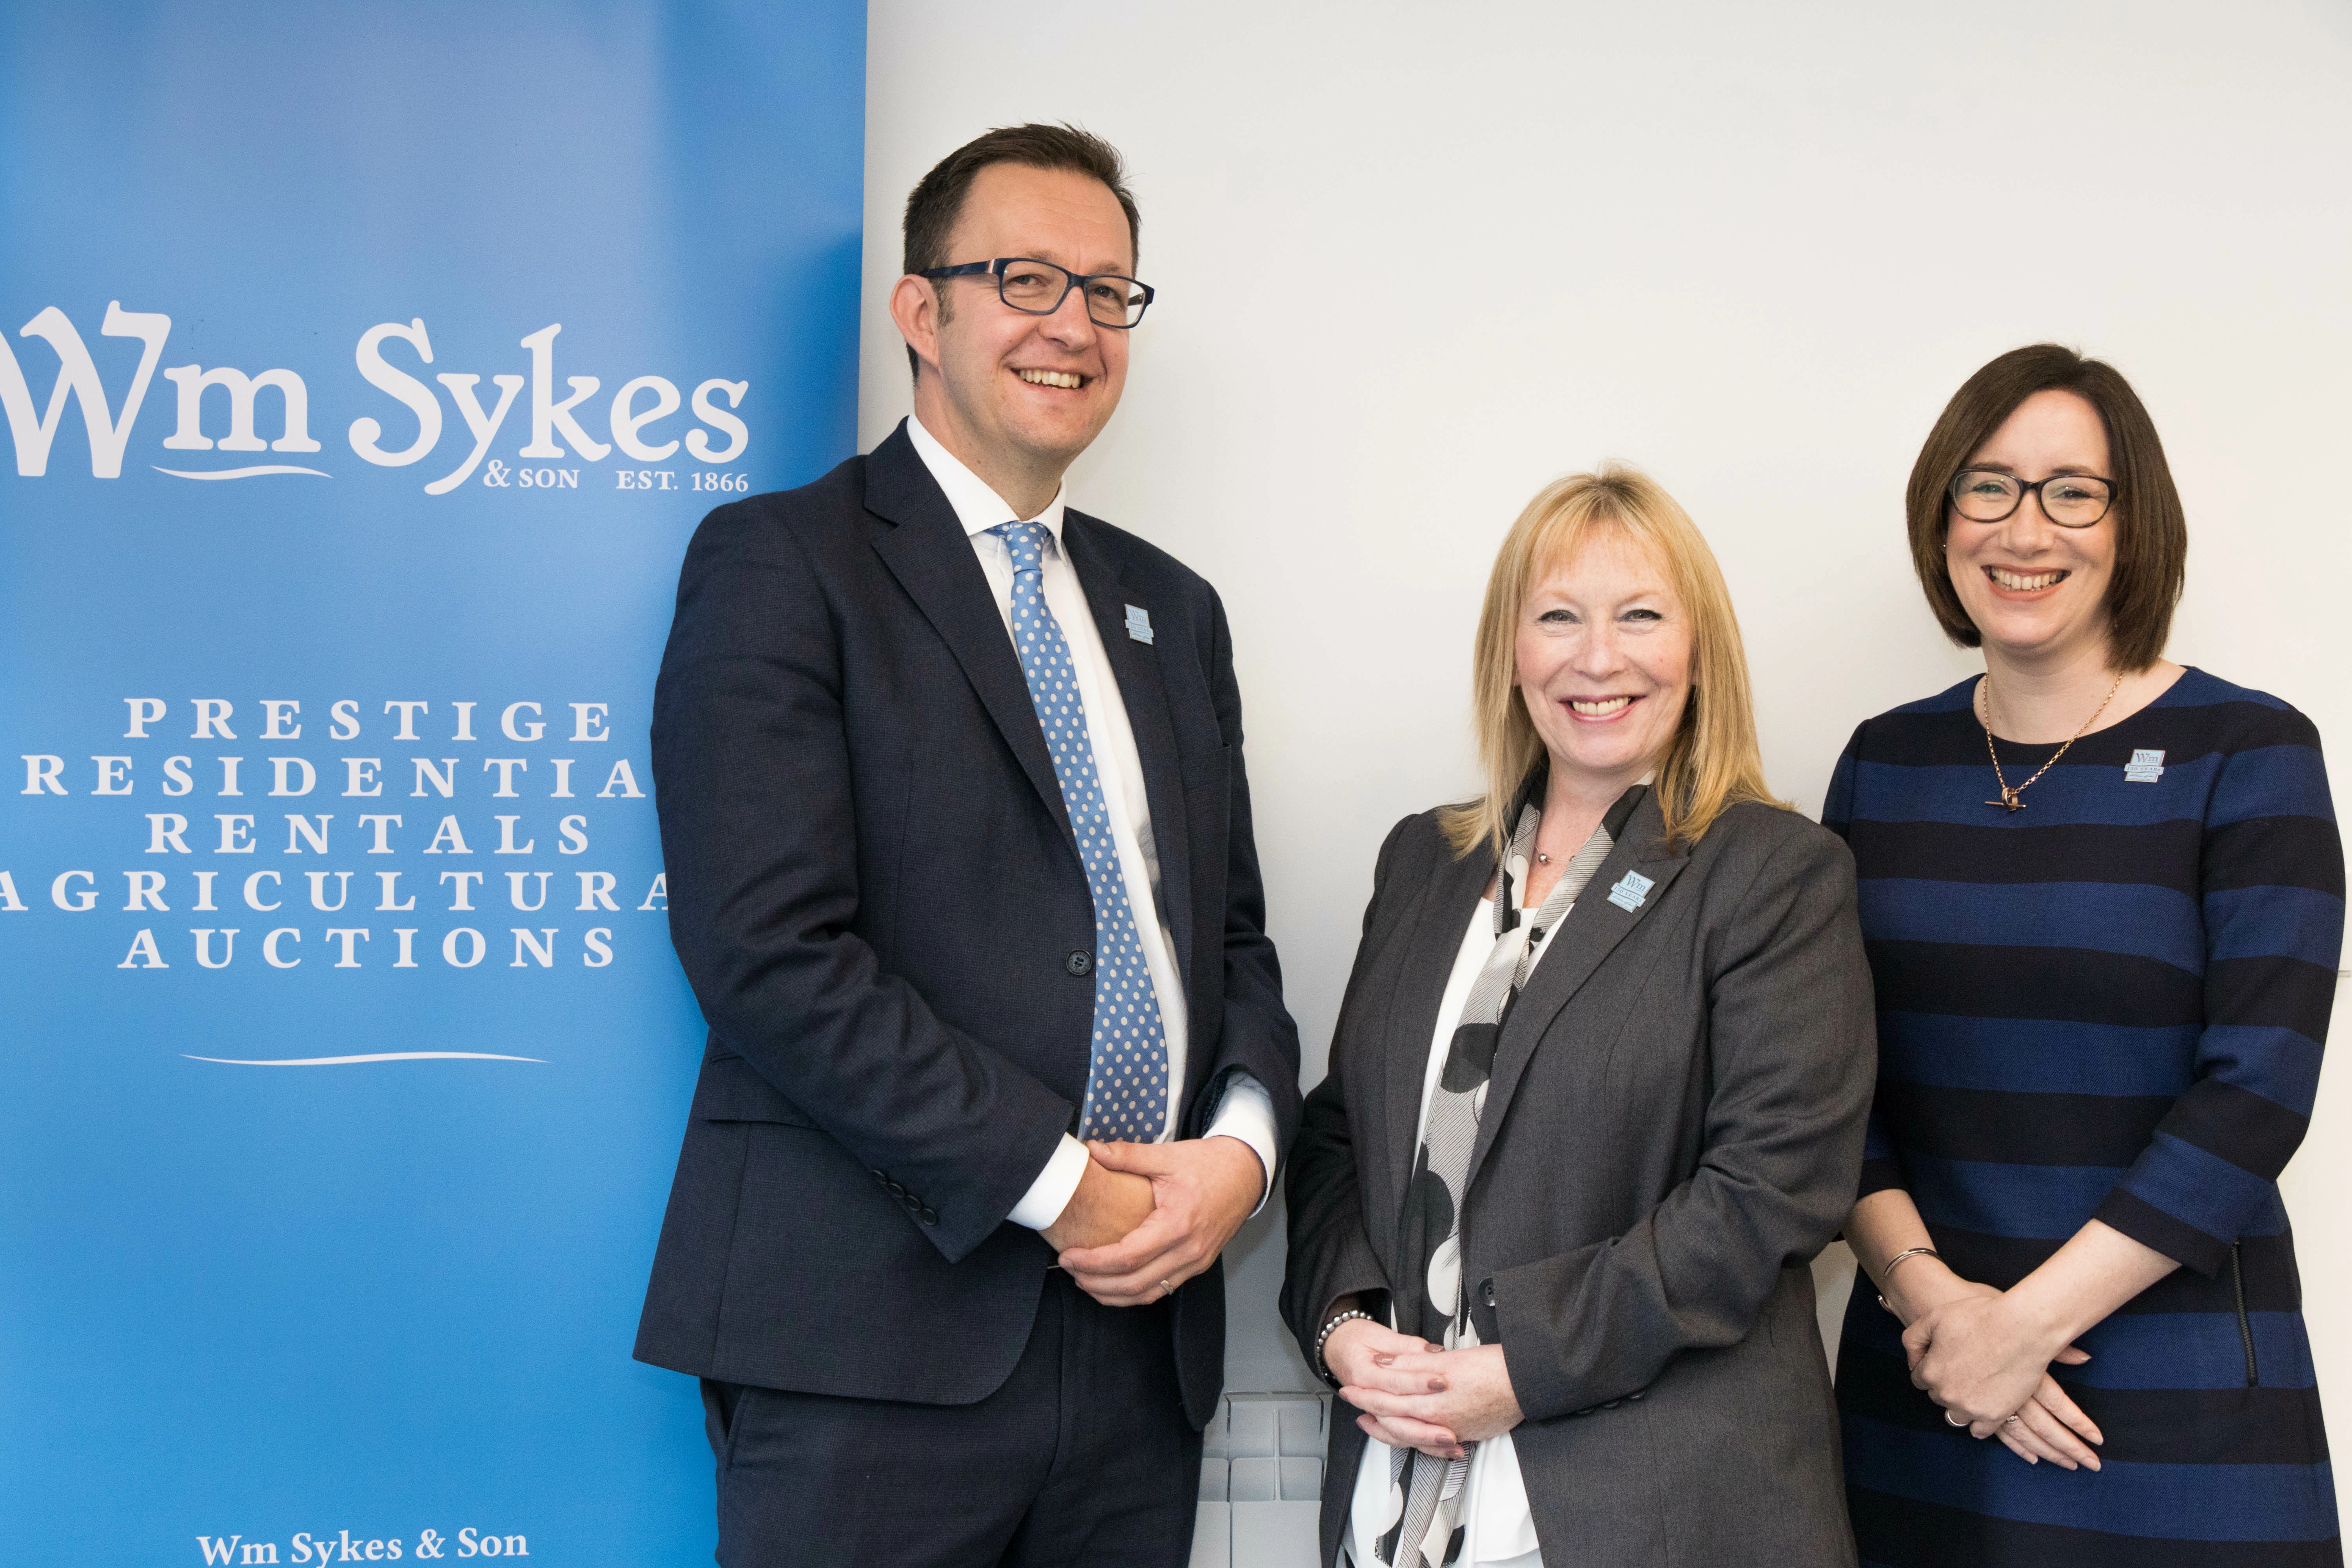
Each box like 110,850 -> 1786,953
1944,388 -> 2120,668
1515,525 -> 1693,797
893,161 -> 1132,505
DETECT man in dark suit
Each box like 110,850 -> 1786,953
635,123 -> 1301,1567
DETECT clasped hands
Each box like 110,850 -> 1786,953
1042,1135 -> 1263,1308
1325,1318 -> 1523,1461
1327,1260 -> 2108,1473
1898,1267 -> 2105,1471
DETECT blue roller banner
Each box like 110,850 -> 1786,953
0,5 -> 865,1564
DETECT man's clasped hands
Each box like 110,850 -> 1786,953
1043,1136 -> 1267,1308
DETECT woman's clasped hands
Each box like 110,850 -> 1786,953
1323,1319 -> 1525,1462
1899,1268 -> 2105,1472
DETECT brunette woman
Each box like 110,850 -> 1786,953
1832,345 -> 2343,1564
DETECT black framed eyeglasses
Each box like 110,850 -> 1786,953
918,257 -> 1155,328
1948,468 -> 2117,528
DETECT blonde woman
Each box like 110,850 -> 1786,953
1281,467 -> 1874,1567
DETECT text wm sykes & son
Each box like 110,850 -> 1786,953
199,1527 -> 532,1563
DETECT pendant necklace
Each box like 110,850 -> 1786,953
1978,671 -> 2124,811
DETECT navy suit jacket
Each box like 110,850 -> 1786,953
633,424 -> 1301,1425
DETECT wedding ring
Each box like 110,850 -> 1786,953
1944,1410 -> 1968,1428
1160,1278 -> 1174,1299
2004,1415 -> 2021,1425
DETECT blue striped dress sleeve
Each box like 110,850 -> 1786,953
1824,720 -> 1910,1204
2092,716 -> 2345,1276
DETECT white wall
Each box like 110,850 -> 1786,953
860,0 -> 2352,1408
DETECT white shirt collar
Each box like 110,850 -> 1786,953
904,414 -> 1067,543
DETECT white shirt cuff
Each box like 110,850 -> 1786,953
1008,1133 -> 1091,1231
1011,1073 -> 1279,1232
1205,1071 -> 1278,1217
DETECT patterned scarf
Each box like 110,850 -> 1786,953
1376,785 -> 1644,1567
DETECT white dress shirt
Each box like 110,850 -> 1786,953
904,416 -> 1277,1230
1344,860 -> 1556,1568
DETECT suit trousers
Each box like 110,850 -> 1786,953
702,1269 -> 1202,1567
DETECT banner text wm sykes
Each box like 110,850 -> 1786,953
0,301 -> 752,492
200,1526 -> 528,1563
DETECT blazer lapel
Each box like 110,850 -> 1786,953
1379,837 -> 1496,1241
864,425 -> 1075,849
1461,792 -> 1689,1196
1063,513 -> 1196,989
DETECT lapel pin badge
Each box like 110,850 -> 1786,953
1606,869 -> 1654,912
1123,604 -> 1154,645
2125,748 -> 2165,783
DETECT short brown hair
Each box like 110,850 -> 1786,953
1906,344 -> 2187,671
899,123 -> 1140,379
1441,465 -> 1787,860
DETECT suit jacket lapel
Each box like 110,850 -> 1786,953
1062,513 -> 1197,990
1461,792 -> 1689,1195
864,425 -> 1075,849
1380,837 -> 1496,1243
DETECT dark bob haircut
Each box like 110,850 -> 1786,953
899,123 -> 1140,379
1906,344 -> 2187,671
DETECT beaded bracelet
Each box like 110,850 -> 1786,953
1315,1308 -> 1377,1386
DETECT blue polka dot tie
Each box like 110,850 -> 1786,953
989,521 -> 1170,1142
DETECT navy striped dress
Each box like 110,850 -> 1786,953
1826,668 -> 2343,1566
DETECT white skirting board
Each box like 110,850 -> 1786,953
1193,1392 -> 1331,1568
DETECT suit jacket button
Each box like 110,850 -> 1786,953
1066,950 -> 1093,976
919,1207 -> 939,1225
1480,1279 -> 1496,1305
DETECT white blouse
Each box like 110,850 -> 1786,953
1345,855 -> 1557,1568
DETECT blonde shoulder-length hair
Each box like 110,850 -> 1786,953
1440,465 -> 1786,861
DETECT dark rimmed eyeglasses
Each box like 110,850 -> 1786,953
918,257 -> 1155,328
1948,469 -> 2117,528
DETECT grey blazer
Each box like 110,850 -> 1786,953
1282,791 -> 1873,1567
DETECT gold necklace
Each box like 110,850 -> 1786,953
1978,671 -> 2124,812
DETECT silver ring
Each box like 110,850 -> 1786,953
2004,1414 -> 2021,1425
1160,1278 -> 1174,1299
1944,1410 -> 1968,1428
